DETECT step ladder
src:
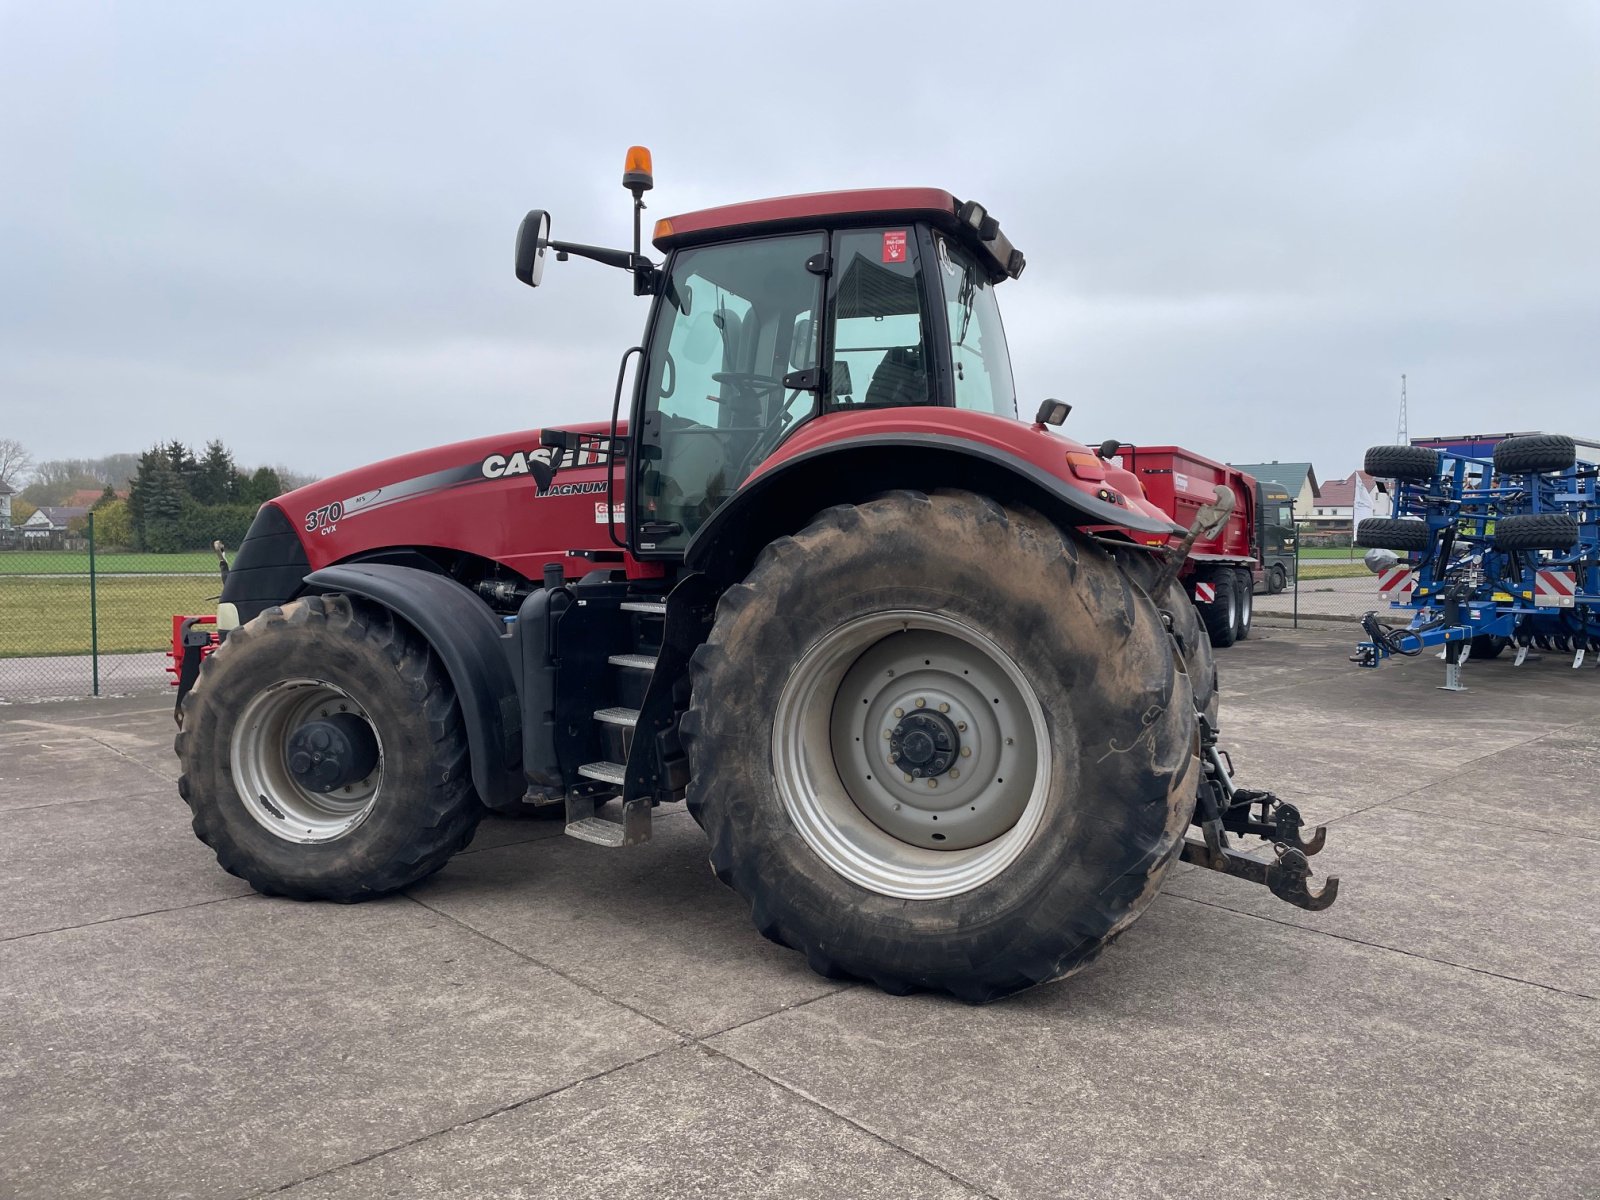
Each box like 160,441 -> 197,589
564,599 -> 665,846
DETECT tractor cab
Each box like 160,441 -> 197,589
515,154 -> 1027,556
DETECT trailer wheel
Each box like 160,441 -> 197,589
1493,434 -> 1576,476
1111,547 -> 1219,730
175,595 -> 481,901
682,490 -> 1199,1003
1197,570 -> 1239,648
1355,518 -> 1432,552
1364,445 -> 1440,481
1493,513 -> 1581,552
1234,569 -> 1254,640
1470,634 -> 1509,660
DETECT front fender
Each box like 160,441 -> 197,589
685,432 -> 1181,582
303,563 -> 521,808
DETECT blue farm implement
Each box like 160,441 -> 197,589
1351,433 -> 1600,690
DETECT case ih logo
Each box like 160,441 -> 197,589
480,444 -> 609,494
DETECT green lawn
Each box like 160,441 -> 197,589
1298,562 -> 1369,580
0,550 -> 220,576
0,575 -> 219,657
1298,547 -> 1362,560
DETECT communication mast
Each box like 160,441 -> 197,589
1396,374 -> 1408,445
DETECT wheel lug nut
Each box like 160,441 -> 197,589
961,746 -> 971,757
893,707 -> 904,718
957,722 -> 967,732
927,778 -> 938,788
949,768 -> 959,780
938,702 -> 950,713
883,730 -> 892,739
912,768 -> 923,777
903,774 -> 913,783
915,698 -> 926,708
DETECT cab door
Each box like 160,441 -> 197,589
631,233 -> 826,555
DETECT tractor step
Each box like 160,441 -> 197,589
594,706 -> 639,728
607,653 -> 658,671
620,600 -> 667,614
577,760 -> 626,785
565,815 -> 628,846
563,790 -> 651,847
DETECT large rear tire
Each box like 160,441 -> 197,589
176,595 -> 482,901
681,491 -> 1200,1003
1113,547 -> 1219,730
1234,568 -> 1254,640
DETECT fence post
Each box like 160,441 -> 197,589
1292,520 -> 1301,630
88,511 -> 100,697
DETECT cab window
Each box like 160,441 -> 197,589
635,233 -> 825,552
828,229 -> 935,408
936,234 -> 1017,417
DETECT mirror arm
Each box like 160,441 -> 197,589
546,239 -> 660,295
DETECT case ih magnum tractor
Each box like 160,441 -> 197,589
175,150 -> 1336,1002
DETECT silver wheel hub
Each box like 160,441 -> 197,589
773,611 -> 1050,900
230,679 -> 384,844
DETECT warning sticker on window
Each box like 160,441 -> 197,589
882,231 -> 908,263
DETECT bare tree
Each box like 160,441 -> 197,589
0,438 -> 33,488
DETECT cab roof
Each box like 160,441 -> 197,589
653,187 -> 1024,282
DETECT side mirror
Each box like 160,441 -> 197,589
1033,398 -> 1071,426
514,210 -> 552,287
1097,438 -> 1121,460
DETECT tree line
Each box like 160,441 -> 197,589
0,437 -> 315,552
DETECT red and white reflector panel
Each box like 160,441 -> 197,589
1534,569 -> 1577,608
1194,581 -> 1217,604
1377,566 -> 1415,597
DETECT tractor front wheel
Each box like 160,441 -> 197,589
682,490 -> 1199,1003
176,595 -> 482,901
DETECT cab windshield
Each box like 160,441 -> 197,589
634,233 -> 825,552
935,234 -> 1017,417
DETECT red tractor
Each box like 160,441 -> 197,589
174,149 -> 1336,1002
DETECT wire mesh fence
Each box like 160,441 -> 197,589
0,513 -> 222,701
1255,529 -> 1388,626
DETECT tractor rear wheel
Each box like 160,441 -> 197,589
682,491 -> 1199,1003
1113,547 -> 1218,730
176,595 -> 481,901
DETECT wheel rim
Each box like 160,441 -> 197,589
230,678 -> 384,843
771,610 -> 1051,900
1240,581 -> 1252,625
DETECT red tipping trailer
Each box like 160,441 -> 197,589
1108,444 -> 1263,647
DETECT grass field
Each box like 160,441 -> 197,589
0,550 -> 219,576
0,575 -> 218,657
1298,547 -> 1362,560
1298,562 -> 1368,579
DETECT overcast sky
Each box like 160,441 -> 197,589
3,1 -> 1597,484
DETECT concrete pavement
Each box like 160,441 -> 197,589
2,628 -> 1596,1199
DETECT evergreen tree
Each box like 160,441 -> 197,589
93,484 -> 118,510
194,440 -> 237,505
240,466 -> 286,506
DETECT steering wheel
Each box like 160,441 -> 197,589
710,371 -> 786,402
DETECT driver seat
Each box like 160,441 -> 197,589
863,345 -> 930,407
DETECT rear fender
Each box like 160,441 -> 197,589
685,434 -> 1181,581
303,563 -> 522,808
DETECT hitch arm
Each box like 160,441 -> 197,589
1180,839 -> 1340,911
